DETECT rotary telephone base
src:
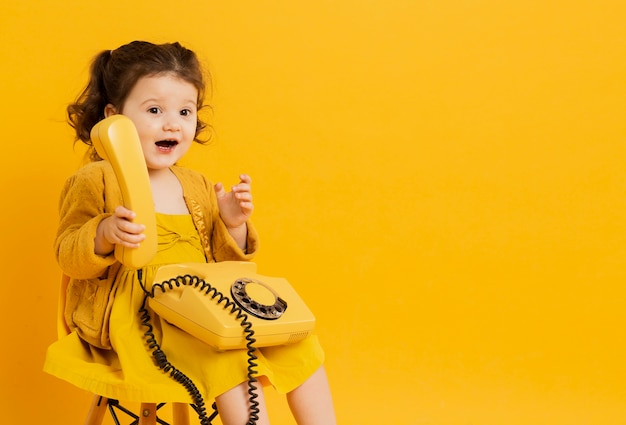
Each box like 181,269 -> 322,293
149,261 -> 316,351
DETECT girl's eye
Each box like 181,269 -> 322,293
148,107 -> 160,114
180,109 -> 193,116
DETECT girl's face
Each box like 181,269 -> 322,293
105,74 -> 199,174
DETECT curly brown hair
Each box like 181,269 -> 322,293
67,41 -> 212,161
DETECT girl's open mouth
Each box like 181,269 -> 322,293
155,140 -> 178,151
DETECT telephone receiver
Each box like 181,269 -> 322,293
89,115 -> 315,350
90,115 -> 158,269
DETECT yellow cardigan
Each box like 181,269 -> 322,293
54,161 -> 258,349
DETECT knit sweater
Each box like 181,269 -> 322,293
54,160 -> 258,348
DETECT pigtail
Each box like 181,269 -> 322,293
67,49 -> 113,160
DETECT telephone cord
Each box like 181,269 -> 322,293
137,269 -> 261,425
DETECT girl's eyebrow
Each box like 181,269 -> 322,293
139,98 -> 197,107
138,98 -> 161,107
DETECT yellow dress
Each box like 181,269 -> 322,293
44,213 -> 324,403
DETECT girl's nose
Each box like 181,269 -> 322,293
163,115 -> 182,131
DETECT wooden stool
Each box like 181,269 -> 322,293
84,394 -> 195,425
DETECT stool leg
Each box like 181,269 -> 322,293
84,395 -> 108,425
172,403 -> 190,425
138,403 -> 157,425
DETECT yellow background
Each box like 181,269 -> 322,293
1,1 -> 626,424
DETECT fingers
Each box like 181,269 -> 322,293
214,175 -> 254,228
231,174 -> 252,200
113,205 -> 136,220
214,182 -> 225,198
215,175 -> 253,206
109,230 -> 146,248
108,206 -> 146,248
232,175 -> 253,213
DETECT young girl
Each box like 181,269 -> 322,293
44,40 -> 336,425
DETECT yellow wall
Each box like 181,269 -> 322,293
2,1 -> 626,424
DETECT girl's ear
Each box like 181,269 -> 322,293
104,104 -> 118,117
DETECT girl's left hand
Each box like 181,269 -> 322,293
215,174 -> 254,229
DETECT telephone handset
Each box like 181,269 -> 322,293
90,115 -> 157,269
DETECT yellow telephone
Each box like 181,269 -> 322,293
150,262 -> 316,350
90,115 -> 157,269
90,115 -> 315,351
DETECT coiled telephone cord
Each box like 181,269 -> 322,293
137,269 -> 261,425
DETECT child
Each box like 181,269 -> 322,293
44,40 -> 336,425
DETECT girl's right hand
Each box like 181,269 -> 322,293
94,206 -> 146,256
